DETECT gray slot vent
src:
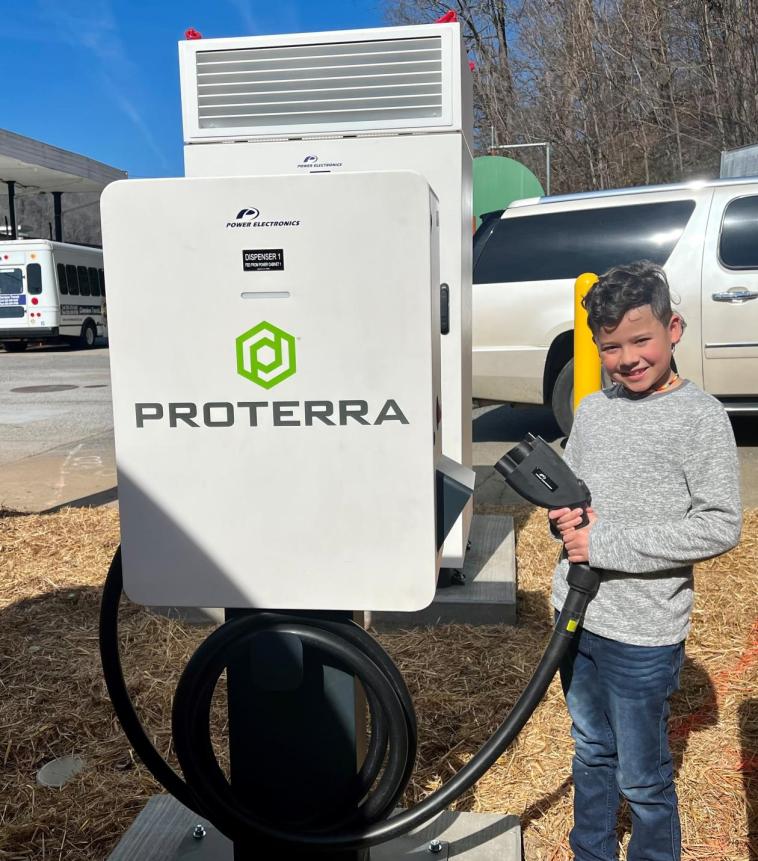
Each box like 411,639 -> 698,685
195,36 -> 443,131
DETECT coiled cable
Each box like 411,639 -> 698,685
99,545 -> 598,852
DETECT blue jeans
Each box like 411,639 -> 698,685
558,621 -> 684,861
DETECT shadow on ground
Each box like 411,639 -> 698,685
473,404 -> 563,445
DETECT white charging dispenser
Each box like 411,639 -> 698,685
100,170 -> 474,611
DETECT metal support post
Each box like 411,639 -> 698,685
225,608 -> 370,861
7,181 -> 16,239
53,191 -> 63,241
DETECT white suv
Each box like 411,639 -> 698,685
472,177 -> 758,433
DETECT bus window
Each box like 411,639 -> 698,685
27,263 -> 42,295
98,269 -> 106,297
77,266 -> 91,297
66,264 -> 80,295
88,267 -> 100,296
57,262 -> 68,295
0,269 -> 23,294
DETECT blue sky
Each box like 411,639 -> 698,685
5,0 -> 399,179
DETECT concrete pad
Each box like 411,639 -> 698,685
371,513 -> 516,628
107,795 -> 522,861
372,810 -> 521,860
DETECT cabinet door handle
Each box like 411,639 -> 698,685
711,289 -> 758,302
440,283 -> 450,334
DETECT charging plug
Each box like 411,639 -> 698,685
494,433 -> 591,526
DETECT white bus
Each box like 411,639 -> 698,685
0,240 -> 106,352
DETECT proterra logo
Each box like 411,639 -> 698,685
236,321 -> 296,389
133,321 -> 410,429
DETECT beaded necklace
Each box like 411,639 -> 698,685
654,372 -> 680,393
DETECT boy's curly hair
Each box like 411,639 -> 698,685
582,261 -> 679,335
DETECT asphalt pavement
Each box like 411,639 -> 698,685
0,345 -> 756,512
0,343 -> 115,512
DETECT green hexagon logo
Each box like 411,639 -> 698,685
236,321 -> 296,389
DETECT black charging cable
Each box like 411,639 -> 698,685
99,545 -> 599,853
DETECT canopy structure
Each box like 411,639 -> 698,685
0,128 -> 127,241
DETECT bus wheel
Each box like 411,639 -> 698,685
79,322 -> 97,349
2,341 -> 27,353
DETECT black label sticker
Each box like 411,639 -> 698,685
532,467 -> 558,492
243,249 -> 284,271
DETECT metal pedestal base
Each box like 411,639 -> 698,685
107,795 -> 522,860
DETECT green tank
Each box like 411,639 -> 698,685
473,156 -> 544,226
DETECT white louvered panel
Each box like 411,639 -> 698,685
195,37 -> 440,71
194,36 -> 444,132
197,75 -> 441,99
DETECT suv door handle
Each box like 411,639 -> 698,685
711,289 -> 758,302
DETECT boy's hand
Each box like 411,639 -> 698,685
563,521 -> 595,563
548,506 -> 596,535
548,507 -> 598,564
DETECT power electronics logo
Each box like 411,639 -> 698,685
226,207 -> 301,229
236,321 -> 296,389
297,153 -> 344,170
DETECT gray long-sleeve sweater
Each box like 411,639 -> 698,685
552,380 -> 742,646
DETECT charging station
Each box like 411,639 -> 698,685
100,21 -> 602,861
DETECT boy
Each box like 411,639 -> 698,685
549,260 -> 741,861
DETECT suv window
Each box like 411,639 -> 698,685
473,210 -> 504,271
720,195 -> 758,269
474,200 -> 696,284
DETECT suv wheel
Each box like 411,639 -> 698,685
551,359 -> 575,436
552,359 -> 612,436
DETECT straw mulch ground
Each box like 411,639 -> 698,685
0,504 -> 756,860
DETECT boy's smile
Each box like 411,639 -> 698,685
596,305 -> 683,396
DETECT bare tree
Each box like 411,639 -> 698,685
383,0 -> 758,191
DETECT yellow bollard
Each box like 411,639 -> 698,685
573,272 -> 602,412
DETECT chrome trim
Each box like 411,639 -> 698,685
723,403 -> 758,414
711,289 -> 758,302
506,175 -> 758,209
705,341 -> 758,348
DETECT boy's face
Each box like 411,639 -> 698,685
596,304 -> 683,396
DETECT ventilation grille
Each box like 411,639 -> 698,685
194,36 -> 444,132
